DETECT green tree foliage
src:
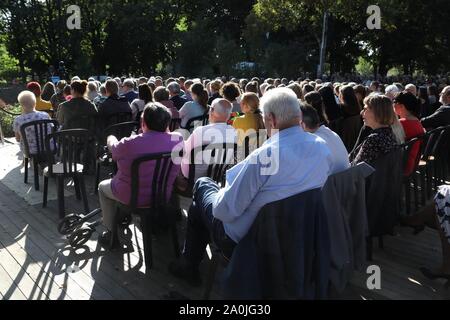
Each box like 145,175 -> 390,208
0,0 -> 448,79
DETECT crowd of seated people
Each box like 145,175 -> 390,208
7,73 -> 450,296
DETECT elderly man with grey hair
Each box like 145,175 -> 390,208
384,84 -> 400,100
405,84 -> 417,96
169,88 -> 332,286
168,81 -> 188,110
178,98 -> 237,185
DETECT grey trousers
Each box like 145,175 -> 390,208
98,179 -> 120,231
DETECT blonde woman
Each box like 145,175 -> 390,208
233,92 -> 265,160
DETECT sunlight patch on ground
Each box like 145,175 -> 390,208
0,142 -> 73,205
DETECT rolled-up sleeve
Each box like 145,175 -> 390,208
212,155 -> 268,223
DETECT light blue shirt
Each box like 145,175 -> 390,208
314,125 -> 350,174
212,125 -> 332,243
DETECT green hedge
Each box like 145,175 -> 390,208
0,104 -> 21,137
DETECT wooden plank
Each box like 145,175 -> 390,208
0,262 -> 27,300
0,185 -> 146,300
0,239 -> 49,300
0,222 -> 73,300
0,195 -> 115,300
0,207 -> 90,300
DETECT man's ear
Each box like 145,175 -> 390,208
269,112 -> 277,129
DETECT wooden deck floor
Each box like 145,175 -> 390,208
0,140 -> 449,300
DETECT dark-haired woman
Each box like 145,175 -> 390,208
57,80 -> 98,129
318,85 -> 341,122
131,84 -> 153,122
179,83 -> 208,128
338,85 -> 363,152
304,91 -> 328,126
393,91 -> 425,176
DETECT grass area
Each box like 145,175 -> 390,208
0,103 -> 21,137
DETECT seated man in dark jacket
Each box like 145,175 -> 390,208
421,85 -> 450,130
169,88 -> 332,287
97,79 -> 132,127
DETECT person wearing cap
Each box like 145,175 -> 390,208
26,82 -> 52,112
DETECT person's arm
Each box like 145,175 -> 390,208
107,135 -> 119,153
421,108 -> 443,129
212,154 -> 268,223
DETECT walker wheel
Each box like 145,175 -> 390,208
68,226 -> 94,248
58,214 -> 82,235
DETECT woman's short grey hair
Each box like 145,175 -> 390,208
167,82 -> 181,95
88,81 -> 98,92
385,84 -> 400,97
18,90 -> 36,112
99,84 -> 107,96
261,88 -> 301,124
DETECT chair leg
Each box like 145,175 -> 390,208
33,158 -> 39,191
73,176 -> 81,200
57,176 -> 65,219
42,176 -> 49,208
24,157 -> 29,184
141,214 -> 153,270
78,174 -> 90,214
94,161 -> 100,195
404,178 -> 411,216
413,172 -> 419,211
203,252 -> 219,300
420,169 -> 426,206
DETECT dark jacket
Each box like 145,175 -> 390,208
322,163 -> 374,293
221,188 -> 330,300
57,97 -> 98,130
365,147 -> 403,236
334,115 -> 363,152
98,94 -> 132,117
121,91 -> 138,104
170,95 -> 188,111
421,105 -> 450,130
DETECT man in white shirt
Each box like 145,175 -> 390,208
300,104 -> 350,174
179,98 -> 237,186
169,88 -> 332,286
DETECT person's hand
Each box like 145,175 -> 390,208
0,99 -> 6,109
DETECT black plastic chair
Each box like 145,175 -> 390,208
20,119 -> 59,191
176,143 -> 237,198
430,125 -> 450,187
102,112 -> 132,130
112,152 -> 181,271
94,121 -> 139,194
416,127 -> 445,204
42,129 -> 92,219
183,113 -> 209,133
399,136 -> 424,215
365,146 -> 403,261
169,118 -> 181,132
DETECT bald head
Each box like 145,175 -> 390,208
210,98 -> 232,123
440,85 -> 450,105
405,84 -> 417,96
